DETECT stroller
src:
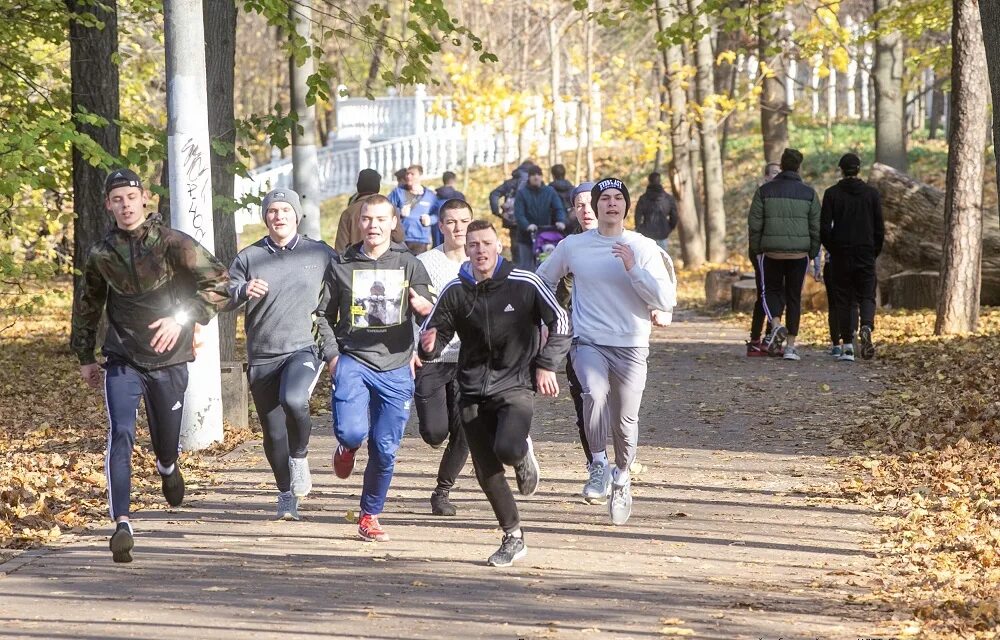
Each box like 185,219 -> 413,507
530,226 -> 566,268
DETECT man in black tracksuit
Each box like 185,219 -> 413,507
419,219 -> 571,567
820,153 -> 884,361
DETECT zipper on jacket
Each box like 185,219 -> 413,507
481,286 -> 492,397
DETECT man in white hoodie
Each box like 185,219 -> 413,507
537,178 -> 675,525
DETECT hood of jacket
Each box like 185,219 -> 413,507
457,255 -> 512,288
837,177 -> 868,194
436,185 -> 463,200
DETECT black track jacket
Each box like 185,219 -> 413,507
419,256 -> 571,400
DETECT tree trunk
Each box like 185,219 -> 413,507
584,0 -> 595,177
656,0 -> 705,267
364,0 -> 390,95
936,0 -> 988,335
547,0 -> 562,168
731,279 -> 758,312
705,269 -> 739,306
758,9 -> 789,164
981,0 -> 1000,226
68,0 -> 120,305
289,0 -> 322,239
690,0 -> 726,262
873,0 -> 907,171
890,271 -> 940,309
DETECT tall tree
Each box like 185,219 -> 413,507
936,0 -> 988,335
656,0 -> 705,267
289,0 -> 322,239
67,0 -> 120,300
758,7 -> 789,164
873,0 -> 907,171
980,0 -> 1000,225
689,0 -> 726,262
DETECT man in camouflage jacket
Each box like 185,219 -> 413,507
70,168 -> 229,563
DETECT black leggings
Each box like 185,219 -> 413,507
759,256 -> 809,336
414,362 -> 469,493
460,389 -> 533,533
824,262 -> 859,344
566,349 -> 590,463
749,257 -> 772,341
247,348 -> 323,492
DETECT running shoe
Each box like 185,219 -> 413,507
746,340 -> 768,357
838,345 -> 855,362
332,444 -> 357,480
582,460 -> 612,504
487,533 -> 527,567
358,513 -> 389,541
276,491 -> 300,521
830,345 -> 843,357
289,456 -> 312,497
513,437 -> 540,496
161,463 -> 185,507
783,345 -> 801,361
766,324 -> 787,356
609,479 -> 633,526
430,490 -> 457,516
858,325 -> 875,360
110,521 -> 134,564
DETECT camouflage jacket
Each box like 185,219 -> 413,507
70,214 -> 230,370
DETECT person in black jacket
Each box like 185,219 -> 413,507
633,172 -> 678,252
549,164 -> 575,211
488,161 -> 539,266
419,218 -> 571,567
820,153 -> 884,361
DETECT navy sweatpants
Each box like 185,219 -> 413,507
104,359 -> 189,521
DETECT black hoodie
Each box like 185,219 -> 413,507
820,177 -> 884,255
326,242 -> 434,372
419,256 -> 571,400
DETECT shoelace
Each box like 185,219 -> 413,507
589,465 -> 604,482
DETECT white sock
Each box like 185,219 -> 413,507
156,460 -> 175,476
509,529 -> 523,539
116,519 -> 133,534
591,451 -> 608,466
612,466 -> 630,486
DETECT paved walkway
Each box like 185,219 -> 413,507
0,314 -> 887,639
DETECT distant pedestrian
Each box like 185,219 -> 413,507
746,162 -> 781,357
489,161 -> 538,266
633,172 -> 678,253
430,171 -> 466,247
335,169 -> 403,253
549,164 -> 575,212
513,165 -> 565,271
389,165 -> 438,255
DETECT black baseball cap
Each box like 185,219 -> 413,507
838,153 -> 862,172
104,168 -> 143,195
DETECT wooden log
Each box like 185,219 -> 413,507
801,275 -> 829,312
705,269 -> 740,306
869,163 -> 1000,304
731,279 -> 758,312
888,270 -> 940,309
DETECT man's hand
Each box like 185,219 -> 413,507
192,323 -> 204,357
612,242 -> 636,271
554,221 -> 565,231
526,224 -> 538,233
409,352 -> 423,378
80,363 -> 103,390
651,309 -> 671,327
149,316 -> 183,353
419,327 -> 437,355
245,278 -> 269,299
536,368 -> 559,397
409,287 -> 433,316
327,355 -> 339,377
419,214 -> 431,227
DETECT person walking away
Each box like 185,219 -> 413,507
747,148 -> 821,361
549,164 -> 575,212
325,195 -> 435,541
70,168 -> 230,563
388,164 -> 438,255
336,169 -> 403,253
415,200 -> 473,516
820,152 -> 883,361
746,162 -> 782,356
489,161 -> 538,266
419,219 -> 571,566
429,171 -> 466,247
633,172 -> 678,253
537,178 -> 675,525
226,189 -> 337,520
513,165 -> 566,271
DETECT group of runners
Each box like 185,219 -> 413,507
72,167 -> 676,567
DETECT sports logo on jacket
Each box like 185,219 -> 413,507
504,304 -> 515,312
350,269 -> 406,328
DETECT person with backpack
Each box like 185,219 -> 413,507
489,161 -> 537,266
429,171 -> 466,247
633,172 -> 678,252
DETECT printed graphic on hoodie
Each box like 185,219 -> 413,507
350,268 -> 406,328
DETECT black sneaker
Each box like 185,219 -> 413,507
858,325 -> 875,360
430,490 -> 457,516
513,438 -> 539,496
766,324 -> 787,355
110,522 -> 134,563
161,464 -> 185,507
487,533 -> 527,567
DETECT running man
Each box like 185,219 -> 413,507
415,199 -> 472,516
326,195 -> 435,542
70,168 -> 230,563
537,178 -> 674,526
419,219 -> 571,567
225,189 -> 337,520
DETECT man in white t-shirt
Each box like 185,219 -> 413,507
536,178 -> 674,525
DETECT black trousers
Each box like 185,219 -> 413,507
460,389 -> 534,534
247,348 -> 324,492
414,362 -> 469,493
759,255 -> 809,336
749,258 -> 772,341
829,249 -> 877,343
823,262 -> 859,344
565,347 -> 590,463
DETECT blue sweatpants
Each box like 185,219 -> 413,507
104,359 -> 189,520
332,355 -> 414,516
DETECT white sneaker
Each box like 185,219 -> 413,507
783,345 -> 801,361
582,461 -> 612,504
609,479 -> 633,526
289,456 -> 312,498
838,346 -> 855,362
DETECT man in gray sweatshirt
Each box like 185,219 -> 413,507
226,189 -> 337,520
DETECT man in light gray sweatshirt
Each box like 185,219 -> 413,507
537,178 -> 674,526
226,189 -> 337,520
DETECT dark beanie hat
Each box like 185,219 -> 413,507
260,188 -> 302,221
591,178 -> 631,213
357,168 -> 381,195
838,152 -> 862,173
780,148 -> 803,171
105,168 -> 142,195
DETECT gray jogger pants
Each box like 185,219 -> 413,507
571,343 -> 649,471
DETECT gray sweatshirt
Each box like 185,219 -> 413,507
226,234 -> 338,365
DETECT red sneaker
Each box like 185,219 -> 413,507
358,513 -> 389,541
746,340 -> 768,357
333,444 -> 357,479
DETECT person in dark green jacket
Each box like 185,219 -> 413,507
747,148 -> 821,361
513,165 -> 566,271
